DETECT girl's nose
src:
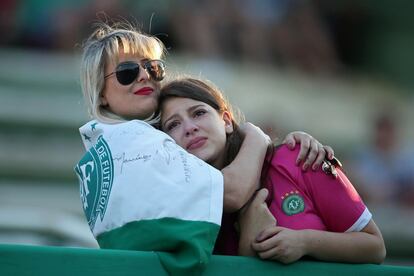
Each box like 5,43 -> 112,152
184,120 -> 199,136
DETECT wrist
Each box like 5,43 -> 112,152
300,229 -> 311,256
238,231 -> 256,257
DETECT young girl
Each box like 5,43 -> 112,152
75,22 -> 334,275
158,77 -> 386,265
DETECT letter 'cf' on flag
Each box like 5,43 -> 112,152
75,120 -> 223,275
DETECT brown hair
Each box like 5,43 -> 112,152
158,77 -> 244,167
159,77 -> 276,202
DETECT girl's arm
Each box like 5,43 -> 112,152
304,220 -> 385,263
252,220 -> 385,264
251,147 -> 386,264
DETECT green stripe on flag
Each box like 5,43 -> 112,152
97,217 -> 220,275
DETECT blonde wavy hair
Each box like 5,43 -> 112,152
80,21 -> 166,123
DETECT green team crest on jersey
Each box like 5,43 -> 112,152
75,136 -> 114,230
282,194 -> 305,216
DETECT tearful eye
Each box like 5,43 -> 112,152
166,121 -> 180,132
194,109 -> 207,117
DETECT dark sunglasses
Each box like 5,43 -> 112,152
104,59 -> 166,85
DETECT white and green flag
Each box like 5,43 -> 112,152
74,120 -> 223,275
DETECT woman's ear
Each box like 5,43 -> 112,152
100,91 -> 108,107
222,111 -> 234,134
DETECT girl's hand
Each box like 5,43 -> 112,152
252,226 -> 307,264
283,131 -> 334,171
237,189 -> 276,256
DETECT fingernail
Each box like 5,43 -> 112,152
296,158 -> 301,165
312,164 -> 318,171
302,164 -> 309,171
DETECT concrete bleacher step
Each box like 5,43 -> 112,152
0,48 -> 96,247
0,48 -> 88,182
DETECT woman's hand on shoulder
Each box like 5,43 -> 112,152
283,131 -> 334,171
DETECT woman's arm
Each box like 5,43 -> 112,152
221,123 -> 269,212
252,219 -> 386,264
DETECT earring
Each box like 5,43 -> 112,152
225,123 -> 234,134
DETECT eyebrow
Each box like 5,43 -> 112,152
162,103 -> 206,129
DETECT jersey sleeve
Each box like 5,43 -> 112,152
304,165 -> 372,232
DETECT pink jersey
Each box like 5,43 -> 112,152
213,145 -> 371,255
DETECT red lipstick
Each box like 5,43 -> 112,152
134,87 -> 154,96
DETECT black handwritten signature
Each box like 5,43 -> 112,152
112,152 -> 152,173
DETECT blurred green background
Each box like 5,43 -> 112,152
0,0 -> 413,265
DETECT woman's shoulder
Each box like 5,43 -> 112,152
80,119 -> 169,144
106,119 -> 161,135
80,119 -> 153,130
